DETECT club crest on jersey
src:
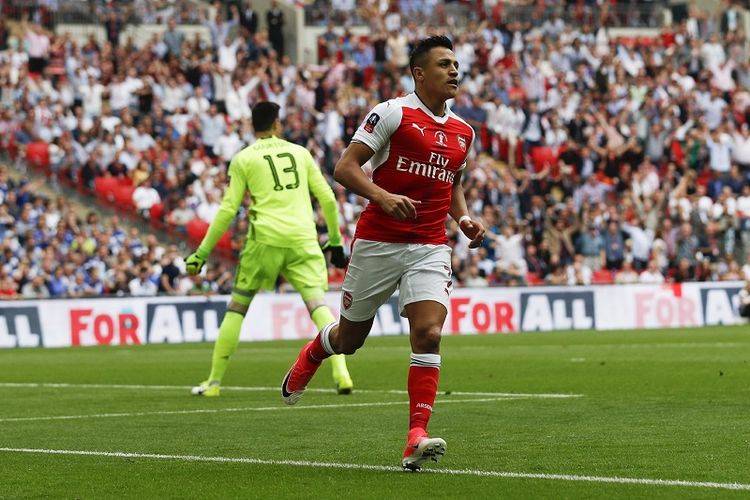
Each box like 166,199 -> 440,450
457,135 -> 467,152
434,130 -> 447,147
342,291 -> 353,310
364,113 -> 380,133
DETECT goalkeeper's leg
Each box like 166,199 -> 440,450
306,299 -> 353,395
192,296 -> 253,397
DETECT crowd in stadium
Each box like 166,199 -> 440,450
2,0 -> 750,298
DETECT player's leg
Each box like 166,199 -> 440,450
303,297 -> 354,395
283,243 -> 354,394
193,241 -> 283,397
281,316 -> 373,405
399,244 -> 452,470
282,240 -> 401,405
401,300 -> 447,470
192,298 -> 252,397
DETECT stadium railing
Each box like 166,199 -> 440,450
1,0 -> 206,27
303,2 -> 668,29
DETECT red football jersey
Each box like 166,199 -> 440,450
351,93 -> 475,245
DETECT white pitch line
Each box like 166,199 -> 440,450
0,397 -> 523,423
1,447 -> 748,492
0,382 -> 582,399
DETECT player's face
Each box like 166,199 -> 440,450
420,47 -> 460,100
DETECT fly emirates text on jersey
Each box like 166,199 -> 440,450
395,151 -> 456,184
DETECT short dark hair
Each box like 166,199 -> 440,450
251,101 -> 280,132
409,35 -> 454,76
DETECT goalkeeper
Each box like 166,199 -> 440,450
187,101 -> 354,397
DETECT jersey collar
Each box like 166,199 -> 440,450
409,93 -> 451,125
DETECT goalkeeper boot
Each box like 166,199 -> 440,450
401,428 -> 446,471
191,380 -> 221,397
330,355 -> 354,395
281,341 -> 321,405
336,374 -> 354,395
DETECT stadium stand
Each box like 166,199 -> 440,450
2,0 -> 750,298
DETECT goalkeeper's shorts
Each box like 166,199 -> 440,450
232,240 -> 327,304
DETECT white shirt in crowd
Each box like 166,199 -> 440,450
132,183 -> 161,211
129,276 -> 158,296
186,93 -> 210,116
732,130 -> 750,165
197,194 -> 220,223
639,269 -> 665,284
80,80 -> 105,118
707,133 -> 733,173
213,129 -> 243,163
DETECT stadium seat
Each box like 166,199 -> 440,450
328,267 -> 345,286
530,146 -> 559,172
591,270 -> 614,285
186,218 -> 210,245
26,142 -> 50,169
94,175 -> 119,203
637,36 -> 654,47
149,202 -> 164,221
526,272 -> 544,286
216,231 -> 233,252
114,185 -> 135,209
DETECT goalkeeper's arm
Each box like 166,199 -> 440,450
307,156 -> 342,248
186,163 -> 245,274
307,154 -> 347,268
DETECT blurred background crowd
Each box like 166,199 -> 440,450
2,0 -> 750,299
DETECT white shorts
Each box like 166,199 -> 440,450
340,239 -> 453,322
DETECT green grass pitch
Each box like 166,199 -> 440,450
1,326 -> 750,499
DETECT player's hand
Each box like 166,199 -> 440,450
377,192 -> 421,221
459,217 -> 486,249
185,252 -> 207,276
322,242 -> 348,268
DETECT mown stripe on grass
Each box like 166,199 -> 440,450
1,447 -> 748,491
0,397 -> 524,422
0,382 -> 582,398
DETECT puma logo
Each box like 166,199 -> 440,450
412,123 -> 426,136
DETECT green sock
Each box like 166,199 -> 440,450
207,311 -> 245,383
310,306 -> 350,382
311,306 -> 336,331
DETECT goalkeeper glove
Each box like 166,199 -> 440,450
185,250 -> 207,275
322,242 -> 348,268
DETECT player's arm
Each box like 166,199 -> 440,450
307,153 -> 347,268
185,160 -> 246,275
448,169 -> 485,249
334,142 -> 420,221
307,153 -> 342,247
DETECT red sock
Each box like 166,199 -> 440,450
408,361 -> 440,433
307,323 -> 336,362
307,336 -> 328,363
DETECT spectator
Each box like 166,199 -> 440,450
240,1 -> 259,37
640,259 -> 665,284
738,280 -> 750,319
158,248 -> 181,294
132,179 -> 161,218
129,265 -> 158,296
614,260 -> 639,284
493,224 -> 525,277
462,264 -> 488,287
567,254 -> 592,285
602,220 -> 625,270
163,18 -> 185,59
266,1 -> 285,57
21,274 -> 49,298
